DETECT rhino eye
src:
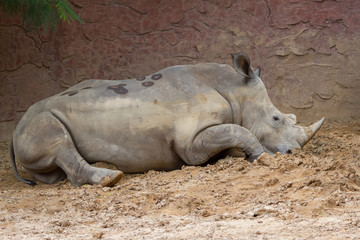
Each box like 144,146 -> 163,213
273,116 -> 280,121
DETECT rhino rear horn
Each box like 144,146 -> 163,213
232,53 -> 255,79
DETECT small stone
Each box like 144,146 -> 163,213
60,220 -> 71,227
93,232 -> 104,239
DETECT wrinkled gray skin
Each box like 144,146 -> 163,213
10,53 -> 324,187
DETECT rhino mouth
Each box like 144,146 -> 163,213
260,144 -> 277,155
262,145 -> 297,155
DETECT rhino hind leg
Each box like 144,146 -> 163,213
14,111 -> 123,187
30,168 -> 67,184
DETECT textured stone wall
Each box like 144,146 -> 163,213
1,0 -> 359,140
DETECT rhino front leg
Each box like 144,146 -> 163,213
181,124 -> 265,165
14,111 -> 123,187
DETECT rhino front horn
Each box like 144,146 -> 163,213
300,117 -> 325,147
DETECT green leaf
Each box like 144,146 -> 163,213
55,0 -> 83,24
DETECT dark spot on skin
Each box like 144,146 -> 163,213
115,88 -> 128,94
142,81 -> 154,87
151,73 -> 162,80
81,87 -> 92,90
68,91 -> 79,96
107,84 -> 128,94
136,76 -> 146,81
60,90 -> 79,96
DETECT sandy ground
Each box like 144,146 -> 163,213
1,122 -> 360,240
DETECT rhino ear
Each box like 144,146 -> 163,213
254,66 -> 261,77
232,53 -> 255,80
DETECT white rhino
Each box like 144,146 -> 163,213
10,53 -> 324,187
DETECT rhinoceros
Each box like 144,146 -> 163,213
10,53 -> 324,187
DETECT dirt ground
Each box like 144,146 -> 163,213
0,122 -> 359,240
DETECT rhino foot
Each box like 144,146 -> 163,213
99,170 -> 123,187
247,152 -> 266,163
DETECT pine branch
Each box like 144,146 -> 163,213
0,0 -> 82,31
0,0 -> 23,14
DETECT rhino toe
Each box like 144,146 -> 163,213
247,151 -> 266,163
99,170 -> 123,187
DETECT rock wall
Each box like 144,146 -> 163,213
1,0 -> 359,140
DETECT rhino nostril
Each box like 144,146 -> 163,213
286,149 -> 292,154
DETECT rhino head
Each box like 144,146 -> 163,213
232,53 -> 324,155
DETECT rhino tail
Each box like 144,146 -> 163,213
9,137 -> 36,186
